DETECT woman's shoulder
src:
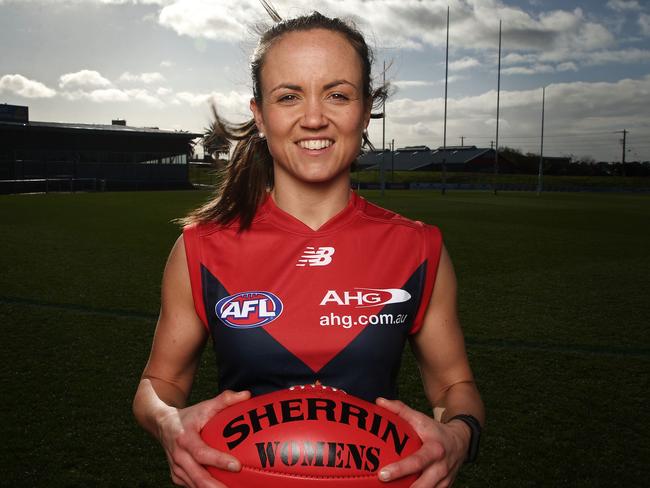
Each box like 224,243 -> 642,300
182,218 -> 242,238
356,193 -> 439,234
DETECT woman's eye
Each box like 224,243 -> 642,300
279,94 -> 298,102
330,93 -> 349,101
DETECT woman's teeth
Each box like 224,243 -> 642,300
299,139 -> 333,150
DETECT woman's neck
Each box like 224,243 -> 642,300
270,175 -> 351,231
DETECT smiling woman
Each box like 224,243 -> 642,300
133,10 -> 484,488
180,12 -> 387,230
250,28 -> 372,200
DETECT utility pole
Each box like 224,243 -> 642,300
616,129 -> 628,176
494,19 -> 502,196
460,136 -> 465,147
442,6 -> 450,195
537,86 -> 545,196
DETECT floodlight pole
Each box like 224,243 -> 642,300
442,6 -> 449,195
494,20 -> 502,196
381,60 -> 386,196
391,138 -> 395,181
537,86 -> 545,196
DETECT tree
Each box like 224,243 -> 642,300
203,104 -> 231,161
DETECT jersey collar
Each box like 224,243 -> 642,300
258,190 -> 364,235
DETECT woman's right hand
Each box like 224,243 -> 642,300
158,390 -> 251,488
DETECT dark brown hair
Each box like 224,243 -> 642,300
182,11 -> 389,230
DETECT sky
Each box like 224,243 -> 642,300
1,0 -> 649,162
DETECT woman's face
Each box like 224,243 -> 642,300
250,29 -> 371,186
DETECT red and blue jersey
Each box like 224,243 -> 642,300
183,192 -> 442,402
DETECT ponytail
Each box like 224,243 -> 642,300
179,104 -> 273,230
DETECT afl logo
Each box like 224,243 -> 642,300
216,291 -> 283,329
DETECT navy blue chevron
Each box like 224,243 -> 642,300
201,265 -> 317,397
316,261 -> 427,402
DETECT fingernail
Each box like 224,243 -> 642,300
227,462 -> 239,472
379,469 -> 390,481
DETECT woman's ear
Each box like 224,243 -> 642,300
250,98 -> 266,135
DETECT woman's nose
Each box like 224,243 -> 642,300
300,99 -> 328,129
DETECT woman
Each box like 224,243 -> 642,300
133,11 -> 484,488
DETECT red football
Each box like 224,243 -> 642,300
201,384 -> 422,487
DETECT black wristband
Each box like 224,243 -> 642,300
447,414 -> 482,464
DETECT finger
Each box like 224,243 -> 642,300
192,441 -> 243,472
376,397 -> 441,436
410,462 -> 452,488
378,444 -> 445,483
434,475 -> 453,488
376,397 -> 426,425
177,429 -> 243,472
171,463 -> 195,488
175,448 -> 227,488
434,473 -> 456,488
196,390 -> 252,426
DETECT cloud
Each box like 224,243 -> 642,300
449,57 -> 481,71
97,0 -> 171,4
556,62 -> 578,72
393,80 -> 436,88
0,74 -> 57,98
502,53 -> 538,65
61,87 -> 164,106
26,0 -> 634,73
174,90 -> 251,116
158,0 -> 257,42
121,0 -> 617,66
585,48 -> 650,65
411,121 -> 435,136
160,60 -> 175,68
61,88 -> 130,103
59,70 -> 111,89
502,64 -> 555,76
640,14 -> 650,37
125,88 -> 165,106
119,71 -> 166,83
374,74 -> 650,159
439,75 -> 467,84
606,0 -> 642,11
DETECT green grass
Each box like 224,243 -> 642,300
189,165 -> 650,189
1,190 -> 649,487
351,171 -> 650,189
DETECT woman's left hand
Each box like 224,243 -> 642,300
375,397 -> 470,488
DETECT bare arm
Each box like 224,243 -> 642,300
132,235 -> 250,488
377,244 -> 484,487
133,235 -> 207,435
410,244 -> 484,426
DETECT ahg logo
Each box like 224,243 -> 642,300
216,291 -> 283,329
296,247 -> 335,267
319,288 -> 411,308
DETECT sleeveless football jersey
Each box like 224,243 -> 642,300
183,192 -> 442,402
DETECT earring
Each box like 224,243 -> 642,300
259,132 -> 265,139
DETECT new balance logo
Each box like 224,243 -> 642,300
296,246 -> 335,267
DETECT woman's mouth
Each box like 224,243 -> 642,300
297,139 -> 335,152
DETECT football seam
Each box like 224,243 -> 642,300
240,465 -> 379,480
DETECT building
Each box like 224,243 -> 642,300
0,104 -> 201,193
358,145 -> 515,172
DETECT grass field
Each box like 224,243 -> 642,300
1,189 -> 649,487
189,166 -> 650,190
